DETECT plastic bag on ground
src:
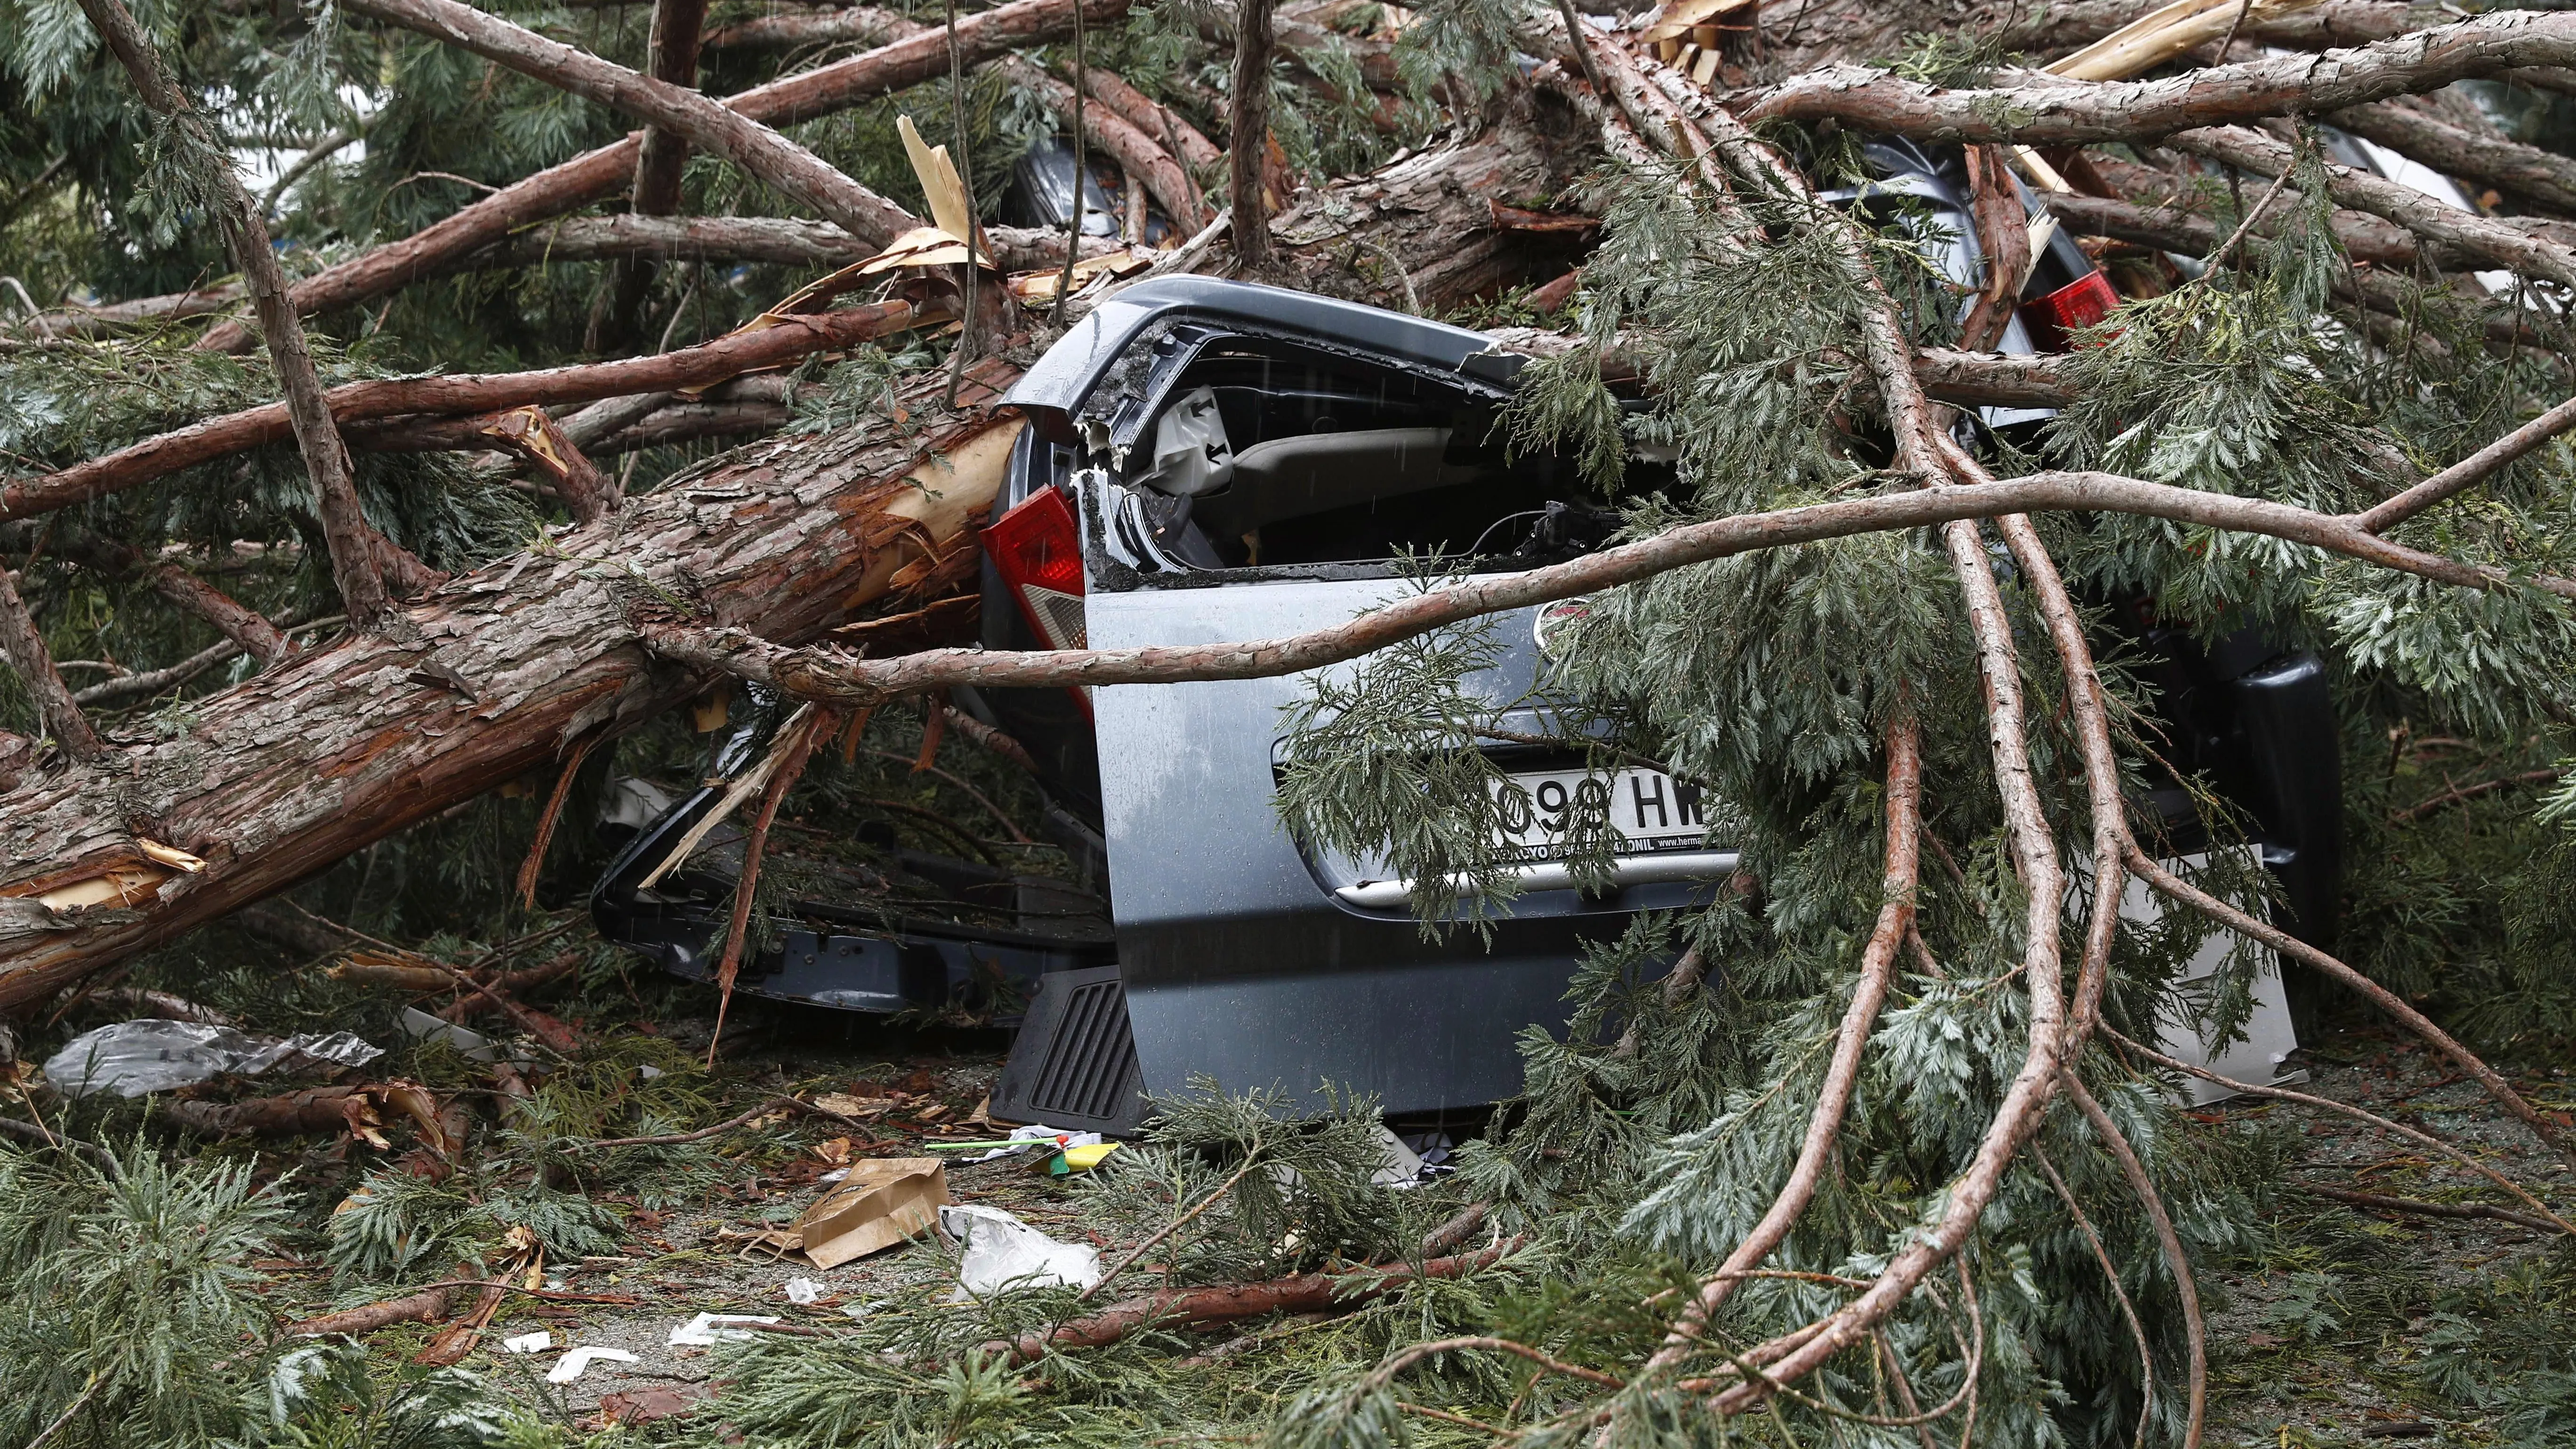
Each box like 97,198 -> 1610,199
668,1312 -> 779,1346
960,1123 -> 1101,1164
939,1202 -> 1101,1296
43,1020 -> 383,1098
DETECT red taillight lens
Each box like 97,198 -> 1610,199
984,485 -> 1086,606
2019,271 -> 2121,353
982,485 -> 1091,716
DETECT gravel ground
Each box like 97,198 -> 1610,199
217,1000 -> 2574,1437
2198,1025 -> 2576,1446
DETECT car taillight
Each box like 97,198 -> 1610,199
982,485 -> 1091,716
2019,271 -> 2121,353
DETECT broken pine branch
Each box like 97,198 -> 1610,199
185,0 -> 1132,354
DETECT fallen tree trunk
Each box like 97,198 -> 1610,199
0,361 -> 1024,1003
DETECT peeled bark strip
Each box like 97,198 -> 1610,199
278,1282 -> 457,1338
0,362 -> 1023,1002
163,1083 -> 372,1136
75,0 -> 402,630
192,0 -> 1134,354
342,0 -> 920,249
472,406 -> 619,523
3,299 -> 937,523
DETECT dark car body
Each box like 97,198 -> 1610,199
594,144 -> 2342,1129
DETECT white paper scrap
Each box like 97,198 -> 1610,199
499,1331 -> 552,1354
669,1312 -> 781,1346
783,1277 -> 824,1305
545,1347 -> 637,1384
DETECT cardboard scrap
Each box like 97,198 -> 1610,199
795,1157 -> 950,1268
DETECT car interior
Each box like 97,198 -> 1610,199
1106,340 -> 1662,577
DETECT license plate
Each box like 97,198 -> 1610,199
1490,766 -> 1714,862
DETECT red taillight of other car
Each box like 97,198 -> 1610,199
2019,270 -> 2121,353
982,485 -> 1091,715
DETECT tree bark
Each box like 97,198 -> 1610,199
703,6 -> 917,52
0,563 -> 104,761
162,1083 -> 373,1136
0,361 -> 1024,1002
1076,63 -> 1223,178
1744,12 -> 2576,145
1230,0 -> 1277,267
595,0 -> 714,350
342,0 -> 920,249
192,0 -> 1133,354
2331,97 -> 2576,215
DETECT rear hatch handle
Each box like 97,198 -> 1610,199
1335,849 -> 1740,909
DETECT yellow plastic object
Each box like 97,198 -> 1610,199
1047,1142 -> 1124,1175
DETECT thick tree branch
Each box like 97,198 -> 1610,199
341,0 -> 920,248
1076,63 -> 1223,179
1996,0 -> 2433,56
0,362 -> 1024,1000
1007,57 -> 1209,232
594,0 -> 713,350
192,0 -> 1130,353
0,563 -> 104,761
702,6 -> 916,52
1230,0 -> 1277,267
2163,126 -> 2576,288
76,0 -> 401,630
1940,442 -> 2126,1043
1745,13 -> 2576,145
2331,98 -> 2576,216
632,0 -> 711,220
638,464 -> 2576,708
2355,389 -> 2576,533
53,534 -> 294,666
3,298 -> 940,522
2036,186 -> 2540,352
